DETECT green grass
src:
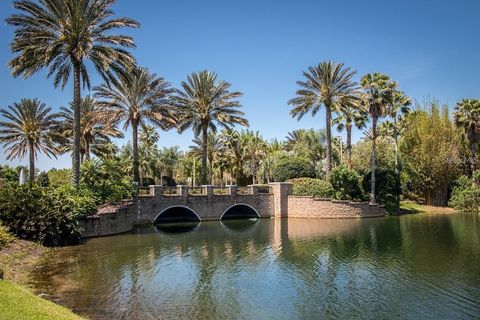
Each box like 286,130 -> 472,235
0,281 -> 84,320
399,201 -> 427,214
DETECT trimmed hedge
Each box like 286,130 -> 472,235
288,178 -> 333,198
273,157 -> 315,182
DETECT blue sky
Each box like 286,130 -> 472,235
1,0 -> 480,170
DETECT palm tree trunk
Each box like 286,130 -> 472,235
252,155 -> 257,185
132,123 -> 140,184
72,61 -> 82,187
209,154 -> 214,185
201,125 -> 208,185
29,141 -> 35,183
393,117 -> 400,204
470,141 -> 476,174
370,115 -> 378,205
85,141 -> 90,162
346,124 -> 352,169
325,105 -> 332,175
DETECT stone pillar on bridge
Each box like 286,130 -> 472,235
227,185 -> 237,196
248,185 -> 259,196
202,185 -> 214,197
149,185 -> 162,197
269,182 -> 293,218
177,185 -> 188,199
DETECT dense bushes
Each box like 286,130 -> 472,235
0,223 -> 14,249
272,157 -> 315,182
288,178 -> 333,198
80,159 -> 134,204
363,169 -> 401,213
329,165 -> 363,200
449,175 -> 480,211
0,184 -> 96,246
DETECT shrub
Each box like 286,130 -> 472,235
0,223 -> 14,249
47,168 -> 71,188
0,184 -> 96,246
329,165 -> 363,200
449,175 -> 480,211
288,178 -> 333,198
272,157 -> 315,182
362,169 -> 401,214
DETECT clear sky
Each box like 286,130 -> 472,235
1,0 -> 480,170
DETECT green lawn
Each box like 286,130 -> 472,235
0,281 -> 84,320
399,201 -> 427,214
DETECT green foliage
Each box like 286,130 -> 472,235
329,165 -> 363,200
0,223 -> 14,249
272,157 -> 315,182
449,175 -> 480,212
351,138 -> 395,174
36,172 -> 50,187
47,168 -> 72,188
363,169 -> 401,213
80,159 -> 134,204
0,184 -> 96,246
288,178 -> 334,198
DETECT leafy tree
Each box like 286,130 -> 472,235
95,67 -> 176,184
174,70 -> 248,185
333,106 -> 368,169
453,99 -> 480,174
329,165 -> 363,200
289,61 -> 359,175
362,169 -> 401,213
360,73 -> 397,204
272,157 -> 315,182
47,168 -> 72,188
285,129 -> 326,173
351,138 -> 395,174
7,0 -> 139,187
58,96 -> 123,161
401,103 -> 461,206
0,99 -> 59,182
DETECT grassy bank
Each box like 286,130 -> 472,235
0,280 -> 83,320
399,201 -> 457,214
0,239 -> 85,320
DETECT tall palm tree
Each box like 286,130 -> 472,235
94,67 -> 176,184
58,96 -> 123,161
220,129 -> 245,185
333,106 -> 368,169
243,130 -> 266,185
173,71 -> 249,185
288,61 -> 359,175
361,73 -> 397,204
454,99 -> 480,174
389,90 -> 411,175
0,99 -> 60,182
7,0 -> 139,187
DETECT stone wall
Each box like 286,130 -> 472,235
81,203 -> 138,238
287,196 -> 386,218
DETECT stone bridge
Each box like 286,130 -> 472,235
82,183 -> 386,238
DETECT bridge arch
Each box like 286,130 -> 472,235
220,203 -> 260,220
154,205 -> 201,223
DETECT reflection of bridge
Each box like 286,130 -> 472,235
82,183 -> 386,237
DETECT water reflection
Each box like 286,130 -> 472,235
30,214 -> 480,320
154,221 -> 201,234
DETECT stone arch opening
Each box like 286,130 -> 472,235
154,206 -> 201,224
220,204 -> 260,220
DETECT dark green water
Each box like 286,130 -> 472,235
30,214 -> 480,320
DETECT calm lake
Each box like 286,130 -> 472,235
30,213 -> 480,320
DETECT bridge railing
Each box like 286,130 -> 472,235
188,186 -> 203,196
212,186 -> 229,195
257,185 -> 272,194
140,184 -> 274,197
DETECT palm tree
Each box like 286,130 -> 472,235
94,67 -> 176,184
288,61 -> 359,175
173,71 -> 249,185
0,99 -> 60,182
190,132 -> 222,183
360,73 -> 397,204
7,0 -> 139,187
58,96 -> 123,161
243,130 -> 266,184
285,129 -> 326,172
388,90 -> 411,175
333,106 -> 368,169
454,99 -> 480,174
220,129 -> 245,185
